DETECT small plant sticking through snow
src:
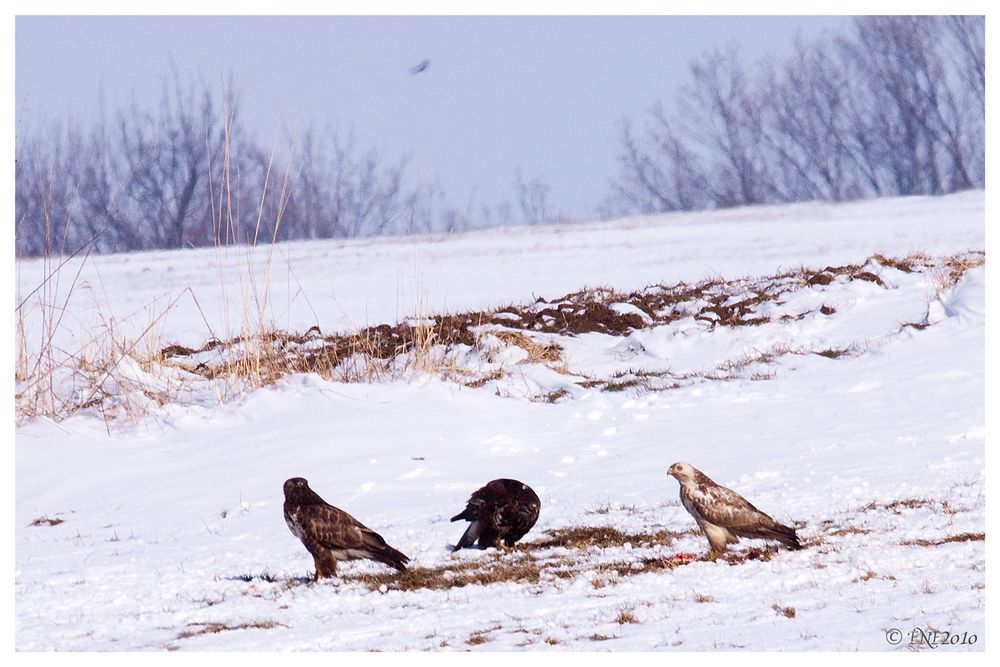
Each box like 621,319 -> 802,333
772,603 -> 796,618
615,604 -> 640,625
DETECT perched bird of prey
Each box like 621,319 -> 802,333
667,462 -> 802,558
409,59 -> 430,75
450,478 -> 540,550
283,477 -> 409,580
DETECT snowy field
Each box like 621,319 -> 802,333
15,191 -> 985,651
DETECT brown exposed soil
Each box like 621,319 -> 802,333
155,251 -> 982,398
807,273 -> 835,286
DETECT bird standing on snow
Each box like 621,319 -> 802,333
283,477 -> 409,580
451,478 -> 540,550
666,462 -> 802,558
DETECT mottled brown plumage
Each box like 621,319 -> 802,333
451,478 -> 540,550
283,477 -> 409,580
667,462 -> 802,558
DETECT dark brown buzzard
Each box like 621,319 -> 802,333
450,478 -> 540,550
667,462 -> 802,558
283,477 -> 409,580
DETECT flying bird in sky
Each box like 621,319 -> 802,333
450,478 -> 540,550
283,477 -> 409,580
667,462 -> 802,558
408,59 -> 430,75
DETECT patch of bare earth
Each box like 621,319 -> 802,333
23,251 -> 982,422
289,524 -> 775,594
158,252 -> 983,401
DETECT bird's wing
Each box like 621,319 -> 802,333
452,484 -> 492,522
498,495 -> 539,529
298,504 -> 388,551
685,483 -> 778,533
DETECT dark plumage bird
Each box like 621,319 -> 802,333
450,478 -> 540,550
667,462 -> 802,558
283,477 -> 409,580
408,59 -> 430,75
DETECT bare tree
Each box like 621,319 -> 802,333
515,169 -> 559,225
607,47 -> 780,215
16,65 -> 543,257
15,132 -> 73,257
604,112 -> 712,217
291,128 -> 415,239
943,16 -> 984,108
761,38 -> 870,202
607,16 -> 984,216
837,16 -> 983,195
940,15 -> 985,186
114,69 -> 229,249
680,47 -> 780,206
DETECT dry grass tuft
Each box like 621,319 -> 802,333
771,603 -> 796,618
827,525 -> 871,537
540,388 -> 572,403
236,571 -> 279,583
333,523 -> 706,594
615,604 -> 640,625
177,619 -> 286,639
347,553 -> 546,592
491,330 -> 563,363
17,249 -> 984,422
530,525 -> 681,550
940,251 -> 986,287
720,546 -> 778,565
29,515 -> 65,527
464,369 -> 505,389
901,532 -> 984,547
862,497 -> 950,514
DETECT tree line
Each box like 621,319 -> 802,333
15,16 -> 984,258
604,16 -> 984,215
15,70 -> 560,257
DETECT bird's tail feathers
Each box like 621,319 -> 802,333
767,523 -> 803,550
454,520 -> 482,550
373,544 -> 410,571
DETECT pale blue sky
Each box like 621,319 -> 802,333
16,15 -> 848,220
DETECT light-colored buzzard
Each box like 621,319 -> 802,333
450,478 -> 540,550
667,462 -> 802,557
283,477 -> 409,580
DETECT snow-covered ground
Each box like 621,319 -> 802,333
15,191 -> 985,651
